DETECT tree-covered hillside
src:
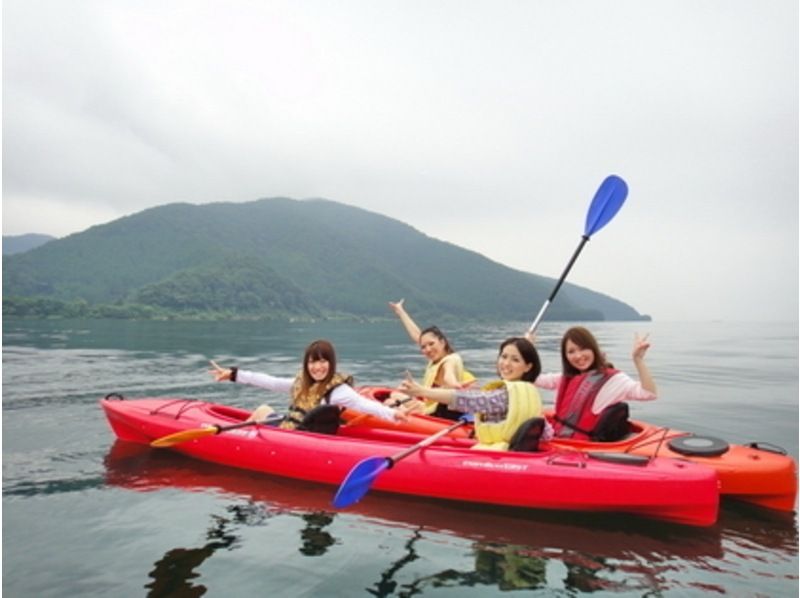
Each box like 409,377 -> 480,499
3,198 -> 648,322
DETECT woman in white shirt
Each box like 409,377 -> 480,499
210,339 -> 407,431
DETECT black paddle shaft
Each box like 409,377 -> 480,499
548,235 -> 589,302
387,420 -> 467,466
527,235 -> 589,334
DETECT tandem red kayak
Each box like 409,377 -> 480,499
100,395 -> 720,527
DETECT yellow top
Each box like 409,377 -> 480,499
421,353 -> 476,414
472,380 -> 543,451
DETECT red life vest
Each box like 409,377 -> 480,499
553,368 -> 618,440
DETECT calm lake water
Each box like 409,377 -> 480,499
3,317 -> 798,597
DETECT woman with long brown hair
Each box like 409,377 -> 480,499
535,326 -> 656,440
210,339 -> 407,430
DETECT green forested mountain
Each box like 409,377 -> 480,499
2,198 -> 649,322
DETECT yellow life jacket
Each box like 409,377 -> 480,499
472,380 -> 542,451
421,353 -> 476,415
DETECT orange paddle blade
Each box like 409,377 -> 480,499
150,426 -> 218,448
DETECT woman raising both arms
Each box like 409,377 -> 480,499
399,337 -> 544,451
534,326 -> 656,440
388,299 -> 475,420
210,339 -> 408,433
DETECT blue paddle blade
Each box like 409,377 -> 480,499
332,456 -> 391,508
584,175 -> 628,237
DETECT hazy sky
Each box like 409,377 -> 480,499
3,1 -> 798,322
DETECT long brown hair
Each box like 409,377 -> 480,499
560,327 -> 610,376
298,339 -> 337,394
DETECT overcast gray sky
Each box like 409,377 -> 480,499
3,0 -> 798,322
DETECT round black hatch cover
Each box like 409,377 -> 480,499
668,435 -> 729,457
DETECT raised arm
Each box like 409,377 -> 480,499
632,333 -> 657,395
389,299 -> 422,344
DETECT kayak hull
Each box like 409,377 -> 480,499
344,388 -> 796,512
100,396 -> 719,527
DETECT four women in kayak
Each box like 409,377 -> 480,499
210,299 -> 657,448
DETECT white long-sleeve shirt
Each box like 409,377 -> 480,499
236,370 -> 398,422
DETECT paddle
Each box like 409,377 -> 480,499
526,175 -> 628,336
150,414 -> 283,448
332,418 -> 468,508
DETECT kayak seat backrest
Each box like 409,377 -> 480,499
590,402 -> 630,442
509,417 -> 545,452
208,404 -> 252,421
296,404 -> 343,435
372,389 -> 392,402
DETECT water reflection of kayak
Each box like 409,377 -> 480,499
346,386 -> 798,512
103,440 -> 798,564
101,396 -> 719,527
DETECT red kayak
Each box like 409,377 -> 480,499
345,387 -> 797,512
100,395 -> 720,527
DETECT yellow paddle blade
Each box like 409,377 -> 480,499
150,426 -> 218,448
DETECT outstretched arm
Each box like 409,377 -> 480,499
209,360 -> 234,381
632,333 -> 657,395
398,372 -> 457,406
389,299 -> 422,344
208,360 -> 293,392
332,385 -> 409,423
